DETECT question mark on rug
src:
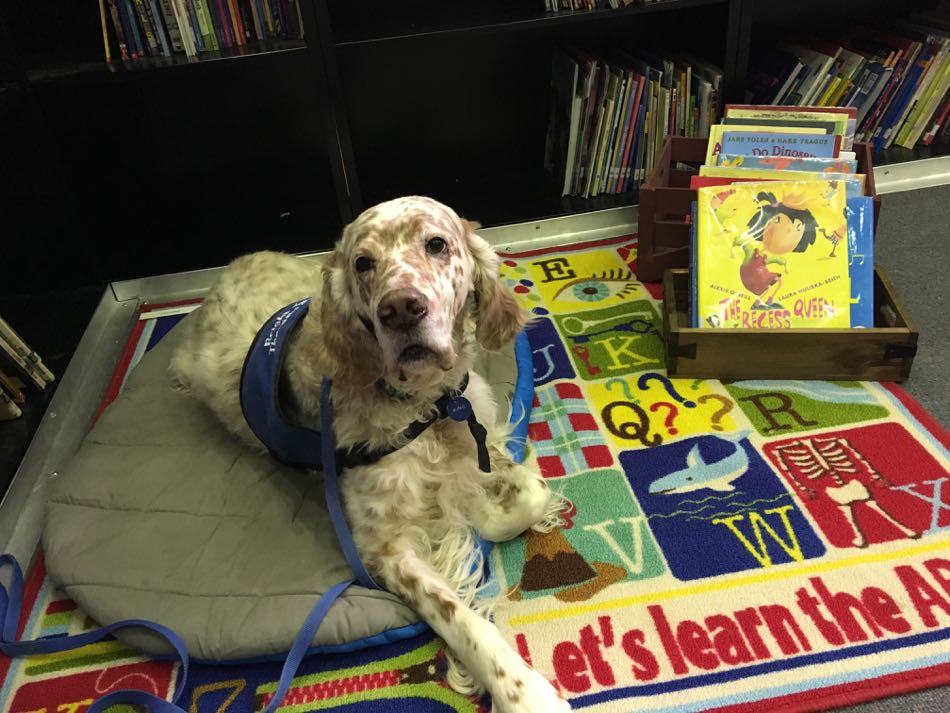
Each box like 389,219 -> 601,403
637,372 -> 696,408
605,377 -> 637,403
650,402 -> 679,435
697,394 -> 734,432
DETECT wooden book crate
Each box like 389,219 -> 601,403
637,137 -> 881,282
662,268 -> 918,382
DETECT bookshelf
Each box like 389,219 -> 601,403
0,1 -> 341,296
745,0 -> 950,160
23,39 -> 307,84
327,0 -> 742,224
1,0 -> 948,297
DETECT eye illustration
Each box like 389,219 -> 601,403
552,269 -> 640,304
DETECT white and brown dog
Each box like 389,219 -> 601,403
169,196 -> 571,712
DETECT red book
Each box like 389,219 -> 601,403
214,0 -> 235,47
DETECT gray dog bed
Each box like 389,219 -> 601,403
42,313 -> 528,662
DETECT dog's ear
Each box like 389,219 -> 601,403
463,219 -> 530,351
318,247 -> 367,380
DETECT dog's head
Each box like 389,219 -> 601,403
320,196 -> 529,390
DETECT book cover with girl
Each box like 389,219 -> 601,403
696,180 -> 851,329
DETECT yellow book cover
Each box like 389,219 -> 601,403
723,108 -> 852,147
705,124 -> 825,164
698,165 -> 867,195
696,181 -> 851,329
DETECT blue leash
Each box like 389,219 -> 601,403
1,315 -> 500,708
0,553 -> 354,712
0,381 -> 378,710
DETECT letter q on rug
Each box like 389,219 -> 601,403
41,310 -> 529,663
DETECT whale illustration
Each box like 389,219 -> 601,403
649,436 -> 750,495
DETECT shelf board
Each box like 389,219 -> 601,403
24,39 -> 306,85
333,0 -> 729,47
874,136 -> 950,167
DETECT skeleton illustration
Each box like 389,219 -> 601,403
771,436 -> 918,547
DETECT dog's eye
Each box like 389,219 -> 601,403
354,256 -> 375,273
426,237 -> 447,255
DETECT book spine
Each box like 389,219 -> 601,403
864,47 -> 913,139
238,0 -> 256,41
267,0 -> 284,38
258,0 -> 274,37
158,0 -> 184,52
133,0 -> 161,55
294,0 -> 303,38
147,0 -> 173,56
184,0 -> 206,52
191,0 -> 219,51
107,0 -> 130,60
206,0 -> 224,49
121,0 -> 145,58
169,0 -> 195,55
99,0 -> 113,62
0,338 -> 49,390
0,368 -> 24,404
246,0 -> 263,41
0,390 -> 21,421
282,0 -> 299,39
226,0 -> 246,44
213,0 -> 235,47
922,89 -> 950,144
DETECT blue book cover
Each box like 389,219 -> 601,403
627,98 -> 646,187
716,154 -> 859,173
121,0 -> 144,57
845,196 -> 875,328
720,131 -> 840,159
873,45 -> 935,151
147,0 -> 172,55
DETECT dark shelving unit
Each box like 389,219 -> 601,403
24,39 -> 307,84
329,0 -> 730,46
328,0 -> 737,225
2,0 -> 949,296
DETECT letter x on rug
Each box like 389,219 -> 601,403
1,234 -> 948,712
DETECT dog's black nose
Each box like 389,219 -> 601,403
378,288 -> 429,330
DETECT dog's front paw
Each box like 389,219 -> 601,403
491,666 -> 571,713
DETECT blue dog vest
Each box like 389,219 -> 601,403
239,298 -> 491,474
238,297 -> 492,591
0,298 -> 500,713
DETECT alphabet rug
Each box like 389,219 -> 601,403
1,234 -> 948,712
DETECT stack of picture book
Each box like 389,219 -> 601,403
97,0 -> 304,62
745,3 -> 950,150
545,46 -> 723,197
689,105 -> 876,332
544,1 -> 636,9
543,1 -> 668,8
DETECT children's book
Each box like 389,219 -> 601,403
722,116 -> 843,138
720,131 -> 842,159
716,153 -> 858,174
845,195 -> 875,328
698,166 -> 866,196
724,105 -> 857,149
705,124 -> 824,164
695,181 -> 851,329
